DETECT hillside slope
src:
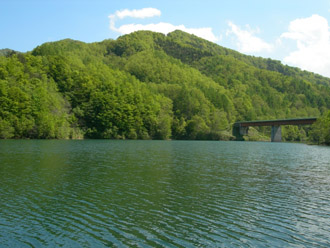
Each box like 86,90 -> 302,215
1,30 -> 330,140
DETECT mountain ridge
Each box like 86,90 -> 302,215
0,30 -> 329,141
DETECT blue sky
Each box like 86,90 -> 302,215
2,0 -> 330,77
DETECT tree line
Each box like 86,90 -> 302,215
1,30 -> 330,144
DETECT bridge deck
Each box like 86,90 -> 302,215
235,117 -> 317,127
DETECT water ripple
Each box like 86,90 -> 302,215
1,140 -> 330,247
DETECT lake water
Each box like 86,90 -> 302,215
0,140 -> 330,247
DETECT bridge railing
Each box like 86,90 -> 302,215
235,117 -> 317,127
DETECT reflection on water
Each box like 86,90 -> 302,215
0,140 -> 330,247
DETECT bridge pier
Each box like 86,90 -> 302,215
271,125 -> 281,142
233,124 -> 249,140
240,126 -> 249,136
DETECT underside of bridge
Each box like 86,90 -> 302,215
233,118 -> 317,142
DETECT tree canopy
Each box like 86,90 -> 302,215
1,30 -> 330,142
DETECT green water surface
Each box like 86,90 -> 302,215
0,140 -> 329,247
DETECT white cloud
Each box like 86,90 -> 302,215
113,8 -> 161,19
280,14 -> 330,77
109,8 -> 218,42
226,21 -> 273,53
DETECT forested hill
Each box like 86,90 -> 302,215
1,30 -> 330,140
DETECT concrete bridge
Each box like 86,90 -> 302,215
233,118 -> 317,142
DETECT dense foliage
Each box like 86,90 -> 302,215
1,31 -> 330,141
309,111 -> 330,145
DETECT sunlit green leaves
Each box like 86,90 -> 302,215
1,30 -> 330,141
